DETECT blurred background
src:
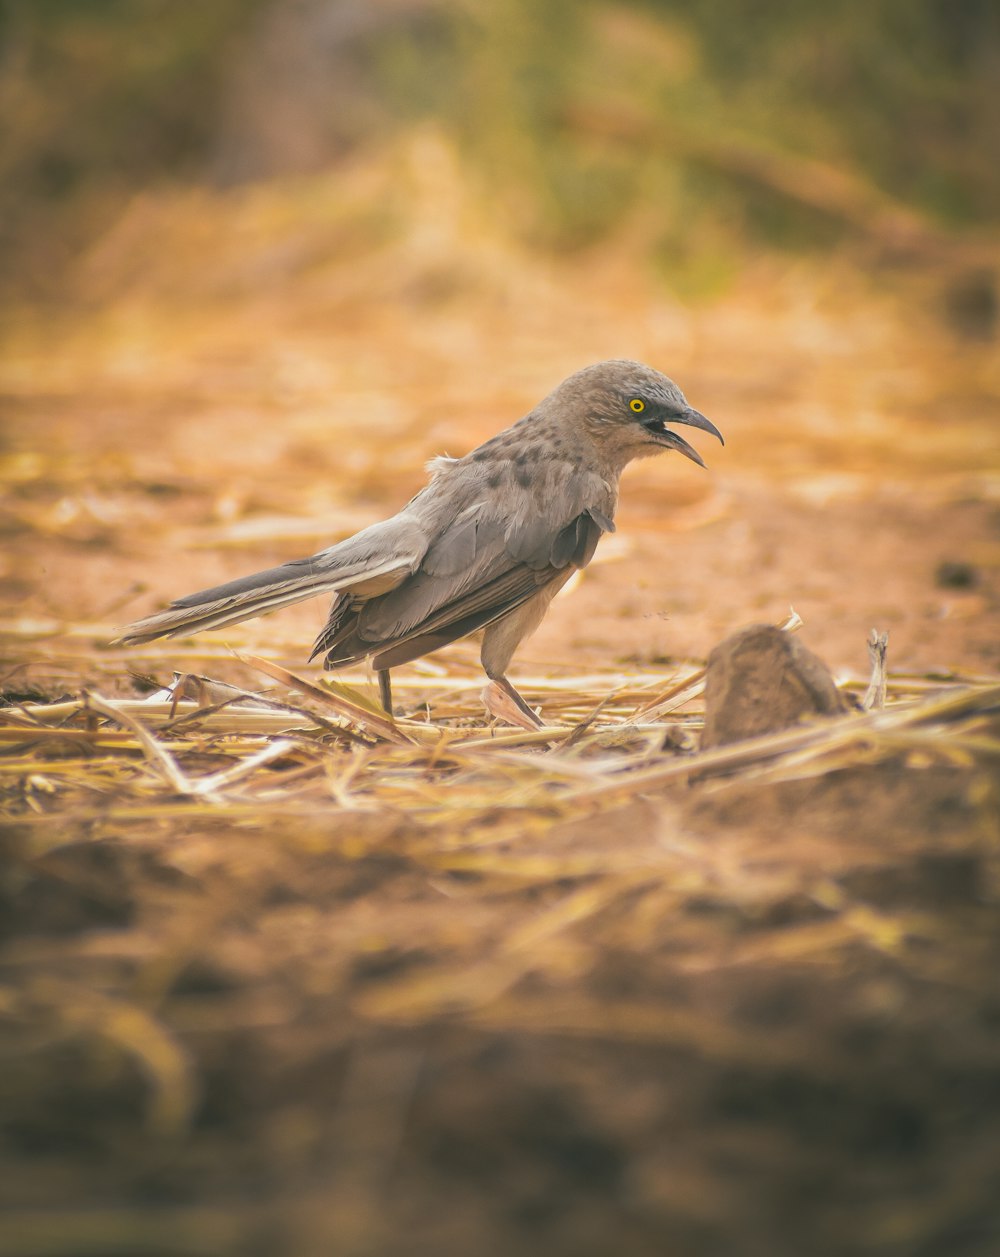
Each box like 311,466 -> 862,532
3,0 -> 999,288
3,0 -> 999,692
1,0 -> 999,679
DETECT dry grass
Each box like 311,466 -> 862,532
8,643 -> 999,824
3,623 -> 999,1254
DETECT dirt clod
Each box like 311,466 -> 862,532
701,624 -> 848,750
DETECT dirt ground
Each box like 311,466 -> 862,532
3,245 -> 998,689
2,206 -> 1000,1255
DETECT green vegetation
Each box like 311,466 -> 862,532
1,0 -> 996,293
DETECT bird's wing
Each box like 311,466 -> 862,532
320,459 -> 614,666
116,514 -> 429,644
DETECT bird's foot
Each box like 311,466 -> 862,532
482,677 -> 544,730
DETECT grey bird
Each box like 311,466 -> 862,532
118,360 -> 723,724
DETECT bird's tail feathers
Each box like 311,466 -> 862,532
117,574 -> 337,646
116,551 -> 416,647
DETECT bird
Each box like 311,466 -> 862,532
118,360 -> 723,725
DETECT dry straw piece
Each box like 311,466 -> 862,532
5,644 -> 998,827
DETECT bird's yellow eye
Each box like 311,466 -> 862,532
629,398 -> 645,413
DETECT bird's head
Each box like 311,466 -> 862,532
550,359 -> 724,471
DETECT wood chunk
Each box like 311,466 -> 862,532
701,625 -> 848,750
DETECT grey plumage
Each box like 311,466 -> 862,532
118,359 -> 723,723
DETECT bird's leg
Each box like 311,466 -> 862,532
862,629 -> 889,711
377,668 -> 394,716
484,675 -> 544,729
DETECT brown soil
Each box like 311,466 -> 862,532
1,207 -> 999,1255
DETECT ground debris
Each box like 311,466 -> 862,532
1,642 -> 1000,1255
701,623 -> 848,750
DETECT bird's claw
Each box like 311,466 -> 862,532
481,680 -> 544,730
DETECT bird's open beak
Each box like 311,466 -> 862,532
644,407 -> 724,468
